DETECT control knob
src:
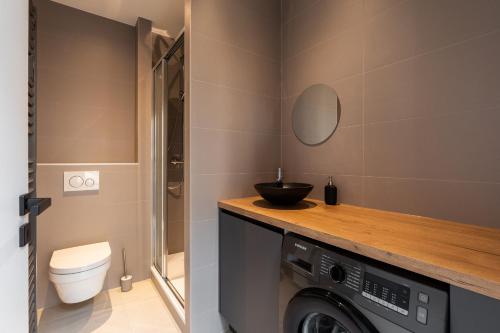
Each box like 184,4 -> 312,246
329,264 -> 346,283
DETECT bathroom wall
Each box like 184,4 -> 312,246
136,17 -> 154,290
186,0 -> 282,330
37,164 -> 147,309
35,2 -> 150,309
36,0 -> 136,163
282,0 -> 500,228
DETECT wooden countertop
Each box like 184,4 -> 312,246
218,196 -> 500,300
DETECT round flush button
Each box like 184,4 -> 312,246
85,178 -> 95,187
69,176 -> 84,188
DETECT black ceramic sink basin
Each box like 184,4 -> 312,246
254,182 -> 313,205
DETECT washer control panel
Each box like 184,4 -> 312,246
361,272 -> 410,315
64,171 -> 99,192
283,233 -> 449,333
319,254 -> 362,292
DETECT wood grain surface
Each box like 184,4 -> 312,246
219,196 -> 500,300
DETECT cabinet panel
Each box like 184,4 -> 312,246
219,210 -> 283,333
450,286 -> 500,332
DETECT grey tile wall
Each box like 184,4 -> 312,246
37,164 -> 147,309
135,17 -> 154,282
282,0 -> 500,228
188,0 -> 282,330
35,7 -> 152,309
35,0 -> 136,163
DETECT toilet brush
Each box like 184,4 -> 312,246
120,248 -> 133,292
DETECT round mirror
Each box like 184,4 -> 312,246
292,84 -> 340,145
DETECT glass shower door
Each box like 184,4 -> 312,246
152,36 -> 185,304
153,60 -> 167,277
165,45 -> 184,302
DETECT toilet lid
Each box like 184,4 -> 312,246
50,242 -> 111,275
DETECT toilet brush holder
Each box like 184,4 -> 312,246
120,248 -> 133,292
121,275 -> 133,292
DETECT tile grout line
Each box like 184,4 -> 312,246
191,29 -> 280,64
364,26 -> 500,74
285,72 -> 363,101
283,25 -> 363,65
363,104 -> 500,126
191,126 -> 282,136
362,175 -> 500,186
191,78 -> 281,100
294,172 -> 500,186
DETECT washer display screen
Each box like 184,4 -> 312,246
362,272 -> 410,313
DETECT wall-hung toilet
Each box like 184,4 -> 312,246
49,242 -> 111,304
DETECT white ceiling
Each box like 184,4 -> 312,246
51,0 -> 184,37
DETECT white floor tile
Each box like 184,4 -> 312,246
38,279 -> 180,333
125,298 -> 181,333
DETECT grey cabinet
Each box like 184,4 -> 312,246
219,210 -> 283,333
450,286 -> 500,332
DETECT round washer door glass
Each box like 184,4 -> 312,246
284,289 -> 377,333
302,312 -> 349,333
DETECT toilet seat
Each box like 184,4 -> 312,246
49,242 -> 111,275
49,260 -> 110,284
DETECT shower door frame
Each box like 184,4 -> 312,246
151,33 -> 185,305
152,58 -> 168,278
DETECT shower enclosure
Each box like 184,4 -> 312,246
152,34 -> 184,304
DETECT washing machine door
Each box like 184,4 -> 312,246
284,288 -> 378,333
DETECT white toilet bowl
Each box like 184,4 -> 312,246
49,242 -> 111,304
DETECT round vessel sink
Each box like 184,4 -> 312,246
254,182 -> 313,206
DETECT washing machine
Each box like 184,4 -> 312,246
280,233 -> 449,333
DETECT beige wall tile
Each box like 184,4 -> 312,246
35,1 -> 153,316
365,0 -> 500,70
191,80 -> 281,134
190,219 -> 218,269
363,177 -> 500,228
191,0 -> 280,61
284,0 -> 363,59
36,165 -> 145,309
191,31 -> 281,98
283,125 -> 363,176
135,17 -> 153,290
36,0 -> 136,163
286,172 -> 364,205
364,31 -> 500,123
37,68 -> 135,115
283,0 -> 321,23
191,128 -> 280,174
189,263 -> 218,314
283,0 -> 500,230
363,0 -> 404,19
364,109 -> 500,182
284,27 -> 363,97
190,173 -> 274,222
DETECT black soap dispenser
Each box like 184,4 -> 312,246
324,176 -> 337,205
